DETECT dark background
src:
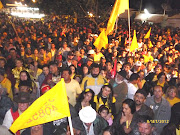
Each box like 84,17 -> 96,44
2,0 -> 180,15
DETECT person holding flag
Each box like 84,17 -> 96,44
3,92 -> 34,135
8,79 -> 74,135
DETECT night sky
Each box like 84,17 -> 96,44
2,0 -> 180,14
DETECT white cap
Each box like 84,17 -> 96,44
87,49 -> 95,55
79,106 -> 96,123
135,61 -> 142,66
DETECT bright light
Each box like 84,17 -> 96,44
144,9 -> 150,15
15,1 -> 22,5
17,6 -> 39,11
11,12 -> 45,18
32,0 -> 36,3
87,12 -> 94,17
89,13 -> 93,17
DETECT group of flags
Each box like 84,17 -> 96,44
130,27 -> 152,52
93,0 -> 153,52
6,0 -> 153,134
94,0 -> 129,50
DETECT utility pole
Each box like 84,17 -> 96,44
139,0 -> 143,12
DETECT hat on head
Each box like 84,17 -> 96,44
135,89 -> 147,98
14,92 -> 34,103
153,59 -> 159,62
41,84 -> 51,94
79,106 -> 96,123
134,61 -> 142,67
117,70 -> 127,79
56,54 -> 62,60
87,50 -> 95,55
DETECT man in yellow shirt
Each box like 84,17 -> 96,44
0,68 -> 13,101
61,68 -> 82,106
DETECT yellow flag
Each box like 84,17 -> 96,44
130,30 -> 138,52
106,0 -> 129,35
149,41 -> 153,48
93,29 -> 108,50
144,27 -> 151,39
10,79 -> 70,133
0,1 -> 3,9
176,128 -> 180,135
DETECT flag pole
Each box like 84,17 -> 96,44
68,116 -> 74,135
128,6 -> 131,47
115,16 -> 118,33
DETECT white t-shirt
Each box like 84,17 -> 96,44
127,82 -> 137,100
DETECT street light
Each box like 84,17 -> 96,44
144,9 -> 150,15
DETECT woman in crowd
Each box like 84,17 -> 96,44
12,58 -> 27,80
165,86 -> 180,106
113,99 -> 139,135
94,83 -> 116,116
14,70 -> 37,95
74,88 -> 95,113
69,65 -> 76,79
152,72 -> 169,93
81,64 -> 89,78
73,74 -> 82,84
28,61 -> 42,82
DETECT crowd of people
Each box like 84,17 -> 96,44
0,12 -> 180,135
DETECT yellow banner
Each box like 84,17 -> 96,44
10,79 -> 70,133
93,29 -> 108,50
106,0 -> 129,35
130,30 -> 138,52
144,27 -> 151,39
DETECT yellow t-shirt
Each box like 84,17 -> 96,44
94,96 -> 116,113
65,79 -> 82,106
94,53 -> 104,62
166,97 -> 180,106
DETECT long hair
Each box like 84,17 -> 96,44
97,83 -> 113,110
77,89 -> 95,104
19,70 -> 33,90
122,99 -> 136,114
165,86 -> 178,98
